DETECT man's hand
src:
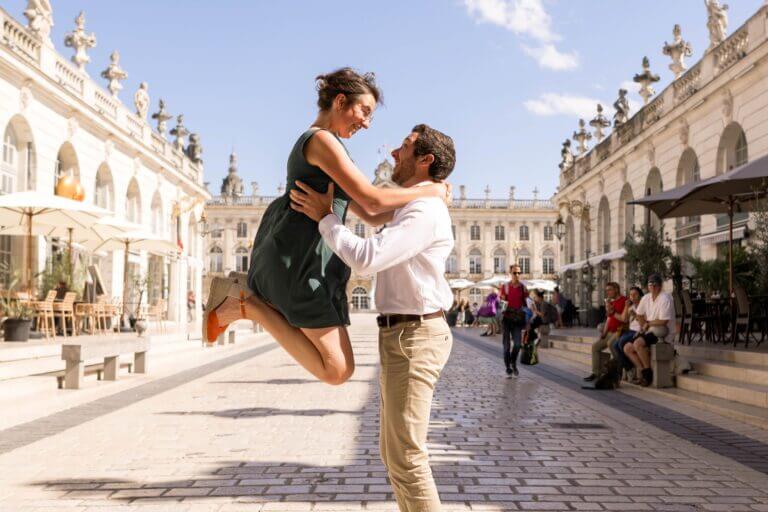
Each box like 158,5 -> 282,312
290,181 -> 335,222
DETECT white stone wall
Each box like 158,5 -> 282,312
0,6 -> 208,331
555,4 -> 768,306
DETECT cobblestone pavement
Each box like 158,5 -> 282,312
0,315 -> 767,511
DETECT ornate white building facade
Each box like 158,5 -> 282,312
554,2 -> 767,312
203,159 -> 561,310
0,3 -> 209,328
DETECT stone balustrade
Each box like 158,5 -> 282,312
557,3 -> 767,190
0,7 -> 204,188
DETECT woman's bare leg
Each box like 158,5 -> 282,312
214,296 -> 354,385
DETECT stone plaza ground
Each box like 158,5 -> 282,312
0,314 -> 767,511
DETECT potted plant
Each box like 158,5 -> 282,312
131,273 -> 151,336
0,268 -> 35,342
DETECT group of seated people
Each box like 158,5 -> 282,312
584,273 -> 675,387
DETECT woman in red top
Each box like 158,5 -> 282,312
500,264 -> 528,377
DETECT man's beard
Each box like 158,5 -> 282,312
392,163 -> 415,186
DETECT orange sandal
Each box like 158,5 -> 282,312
203,275 -> 253,344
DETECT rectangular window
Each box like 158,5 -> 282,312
211,223 -> 222,239
518,257 -> 530,275
495,225 -> 505,241
543,257 -> 554,275
469,256 -> 482,274
470,225 -> 480,241
544,225 -> 553,241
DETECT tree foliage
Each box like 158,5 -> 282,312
622,225 -> 673,287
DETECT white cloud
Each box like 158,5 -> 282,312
524,93 -> 603,119
463,0 -> 578,71
522,44 -> 578,71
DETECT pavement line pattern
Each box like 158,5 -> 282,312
453,329 -> 768,476
0,342 -> 278,456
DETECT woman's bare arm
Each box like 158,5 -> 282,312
305,130 -> 447,214
349,202 -> 394,227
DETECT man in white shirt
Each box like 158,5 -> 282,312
290,124 -> 456,512
625,273 -> 676,386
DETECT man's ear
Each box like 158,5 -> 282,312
418,153 -> 435,171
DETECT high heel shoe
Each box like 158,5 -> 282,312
203,274 -> 253,344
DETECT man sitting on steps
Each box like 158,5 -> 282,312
584,282 -> 626,382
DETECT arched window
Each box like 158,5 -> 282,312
351,287 -> 370,310
579,210 -> 591,260
518,248 -> 531,275
519,225 -> 529,241
209,246 -> 223,273
597,196 -> 611,254
542,249 -> 555,275
126,179 -> 141,224
644,167 -> 663,230
1,125 -> 17,194
469,248 -> 482,274
494,225 -> 505,241
446,251 -> 458,273
716,123 -> 749,228
151,193 -> 163,235
543,225 -> 553,241
469,287 -> 483,306
2,116 -> 35,193
493,248 -> 506,274
470,224 -> 480,241
676,148 -> 701,235
354,222 -> 365,237
235,246 -> 248,272
618,184 -> 634,244
94,164 -> 114,212
237,221 -> 248,238
54,142 -> 80,194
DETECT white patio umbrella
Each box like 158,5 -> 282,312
448,278 -> 475,290
0,216 -> 141,283
0,191 -> 109,291
523,279 -> 558,292
476,276 -> 510,288
81,228 -> 179,329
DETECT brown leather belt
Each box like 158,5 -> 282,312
376,310 -> 445,328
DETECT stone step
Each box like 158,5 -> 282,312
634,386 -> 768,430
548,333 -> 596,345
676,373 -> 768,409
539,347 -> 590,366
549,338 -> 592,354
687,358 -> 768,386
676,343 -> 768,367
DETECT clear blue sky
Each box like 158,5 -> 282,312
6,0 -> 764,199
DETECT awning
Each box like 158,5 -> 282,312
699,226 -> 747,246
559,248 -> 627,273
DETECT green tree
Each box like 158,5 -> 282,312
622,225 -> 673,287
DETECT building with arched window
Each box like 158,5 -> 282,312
204,159 -> 561,311
0,4 -> 208,328
554,3 -> 768,313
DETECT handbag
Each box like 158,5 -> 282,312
503,308 -> 526,325
520,340 -> 538,366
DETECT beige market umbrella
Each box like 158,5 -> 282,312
81,229 -> 179,329
0,191 -> 109,292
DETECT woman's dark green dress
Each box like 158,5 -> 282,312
247,128 -> 351,328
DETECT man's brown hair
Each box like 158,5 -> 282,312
412,124 -> 456,181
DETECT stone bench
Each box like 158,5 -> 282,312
51,361 -> 133,389
61,337 -> 149,389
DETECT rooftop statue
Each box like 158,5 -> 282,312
572,119 -> 592,155
151,99 -> 172,136
186,133 -> 203,165
169,115 -> 189,151
589,104 -> 611,141
613,89 -> 630,127
24,0 -> 53,41
100,50 -> 128,97
134,82 -> 149,120
559,139 -> 574,171
662,24 -> 693,79
221,151 -> 244,198
705,0 -> 729,51
63,11 -> 96,72
633,57 -> 660,105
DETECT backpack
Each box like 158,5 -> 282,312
520,340 -> 538,366
593,358 -> 621,390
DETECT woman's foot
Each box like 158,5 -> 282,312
203,276 -> 253,344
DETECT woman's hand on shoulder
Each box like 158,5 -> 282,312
423,181 -> 452,205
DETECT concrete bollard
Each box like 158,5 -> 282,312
652,342 -> 675,388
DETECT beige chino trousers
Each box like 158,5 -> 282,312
379,317 -> 453,512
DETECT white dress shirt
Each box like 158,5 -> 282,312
318,184 -> 454,315
636,291 -> 675,332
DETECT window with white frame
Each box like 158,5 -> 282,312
235,246 -> 248,272
237,221 -> 248,238
209,246 -> 223,273
495,225 -> 505,241
542,250 -> 555,275
469,249 -> 482,274
126,181 -> 141,224
94,166 -> 114,212
493,248 -> 506,274
354,222 -> 365,237
519,225 -> 529,241
544,225 -> 553,241
518,249 -> 530,275
211,222 -> 222,238
446,252 -> 457,273
469,287 -> 483,306
1,126 -> 17,194
351,287 -> 370,310
470,224 -> 480,241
